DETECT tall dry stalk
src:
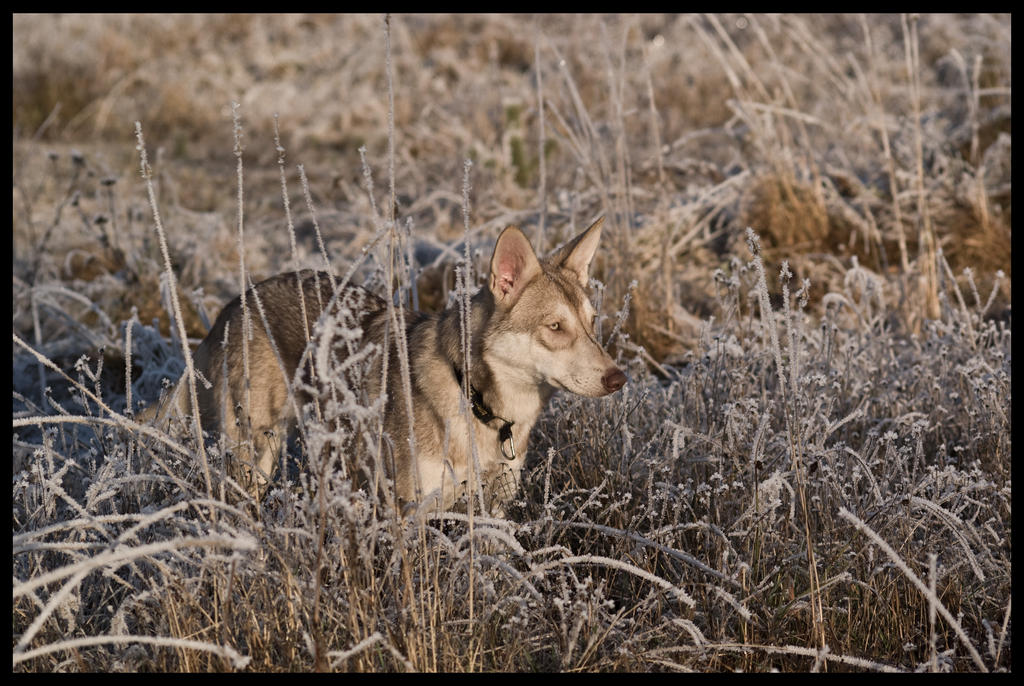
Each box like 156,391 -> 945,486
902,13 -> 940,322
133,122 -> 212,500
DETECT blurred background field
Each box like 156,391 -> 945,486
13,13 -> 1011,352
12,14 -> 1011,672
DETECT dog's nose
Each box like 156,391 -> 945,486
602,367 -> 627,393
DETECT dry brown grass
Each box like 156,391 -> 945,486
12,13 -> 1010,672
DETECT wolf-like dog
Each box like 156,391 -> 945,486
145,217 -> 626,515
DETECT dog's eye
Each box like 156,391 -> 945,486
548,321 -> 561,331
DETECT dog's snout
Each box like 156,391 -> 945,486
602,367 -> 627,393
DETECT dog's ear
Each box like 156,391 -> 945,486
552,216 -> 604,288
490,225 -> 542,305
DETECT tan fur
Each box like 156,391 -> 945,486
144,218 -> 626,515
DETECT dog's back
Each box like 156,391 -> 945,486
146,270 -> 389,495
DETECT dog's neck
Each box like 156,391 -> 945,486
436,288 -> 552,428
450,363 -> 518,458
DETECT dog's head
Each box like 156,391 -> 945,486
485,217 -> 627,397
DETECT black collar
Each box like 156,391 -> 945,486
452,365 -> 517,460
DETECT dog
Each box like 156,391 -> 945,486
143,217 -> 626,515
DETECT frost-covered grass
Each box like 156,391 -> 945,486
12,13 -> 1010,672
